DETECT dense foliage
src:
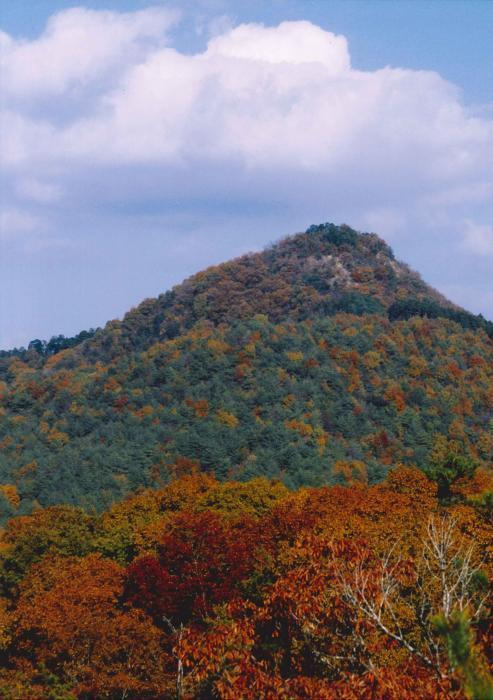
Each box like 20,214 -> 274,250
388,299 -> 493,339
2,223 -> 452,366
0,329 -> 99,361
0,224 -> 492,517
0,223 -> 491,697
0,468 -> 491,698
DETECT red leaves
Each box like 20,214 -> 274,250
0,470 -> 490,697
125,510 -> 257,623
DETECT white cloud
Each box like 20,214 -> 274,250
1,8 -> 493,324
205,20 -> 350,72
1,11 -> 492,186
0,110 -> 57,168
0,7 -> 179,99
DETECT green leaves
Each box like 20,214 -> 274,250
434,611 -> 493,700
426,453 -> 477,503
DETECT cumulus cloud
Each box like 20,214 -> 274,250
0,7 -> 178,99
1,7 -> 493,342
206,20 -> 350,71
2,12 -> 491,186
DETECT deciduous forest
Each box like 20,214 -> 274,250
0,225 -> 491,698
0,467 -> 491,698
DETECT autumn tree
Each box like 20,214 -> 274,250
8,553 -> 171,698
125,509 -> 257,624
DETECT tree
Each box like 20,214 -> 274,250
10,554 -> 170,697
337,515 -> 490,682
427,454 -> 477,503
125,510 -> 257,624
434,611 -> 493,700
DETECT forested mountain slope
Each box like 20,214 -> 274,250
0,223 -> 492,517
65,222 -> 461,361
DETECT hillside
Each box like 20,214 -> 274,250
68,222 -> 459,361
0,223 -> 492,517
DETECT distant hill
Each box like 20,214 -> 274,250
0,223 -> 492,517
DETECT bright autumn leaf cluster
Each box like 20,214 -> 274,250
0,467 -> 491,699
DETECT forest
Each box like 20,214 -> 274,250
0,466 -> 491,698
0,224 -> 492,517
0,223 -> 491,698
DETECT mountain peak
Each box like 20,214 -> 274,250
302,222 -> 394,256
1,223 -> 492,515
5,223 -> 490,367
92,222 -> 451,359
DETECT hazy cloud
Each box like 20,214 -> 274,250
16,178 -> 62,203
463,220 -> 493,255
0,207 -> 42,239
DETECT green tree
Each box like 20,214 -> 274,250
426,454 -> 476,503
434,611 -> 493,700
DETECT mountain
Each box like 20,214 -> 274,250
65,223 -> 460,362
0,223 -> 492,517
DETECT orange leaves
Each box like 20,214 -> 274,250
103,376 -> 120,392
38,419 -> 70,444
0,485 -> 20,510
0,468 -> 490,698
167,456 -> 203,479
186,398 -> 209,417
286,351 -> 304,362
285,418 -> 314,437
235,361 -> 252,380
132,404 -> 154,419
384,464 -> 437,500
333,460 -> 368,486
0,598 -> 11,651
363,350 -> 382,370
207,337 -> 232,354
448,360 -> 463,379
183,511 -> 489,694
383,384 -> 406,411
195,477 -> 290,518
315,427 -> 329,454
456,466 -> 493,498
46,428 -> 70,444
352,266 -> 374,284
216,409 -> 240,428
282,393 -> 295,407
0,436 -> 12,451
182,613 -> 256,689
12,554 -> 170,697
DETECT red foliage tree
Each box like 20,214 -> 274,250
125,509 -> 257,623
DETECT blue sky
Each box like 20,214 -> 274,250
1,1 -> 493,348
